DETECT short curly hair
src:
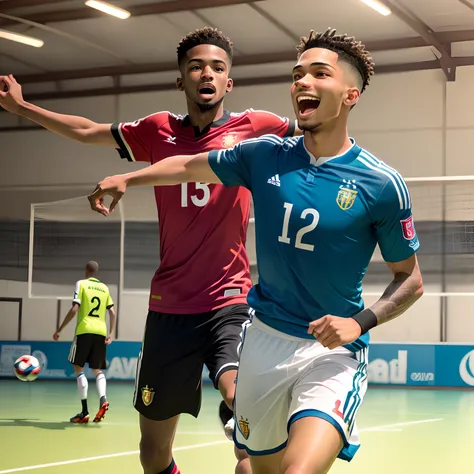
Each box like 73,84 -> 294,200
177,27 -> 233,67
296,28 -> 375,93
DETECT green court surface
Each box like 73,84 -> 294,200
0,380 -> 473,473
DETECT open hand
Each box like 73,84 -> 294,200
308,315 -> 361,350
88,175 -> 127,216
0,75 -> 24,114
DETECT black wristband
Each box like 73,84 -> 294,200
351,309 -> 378,335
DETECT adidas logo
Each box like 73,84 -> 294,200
267,174 -> 281,187
165,136 -> 176,144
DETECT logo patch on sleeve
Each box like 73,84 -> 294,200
400,216 -> 415,240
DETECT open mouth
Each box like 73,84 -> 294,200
199,83 -> 216,97
297,96 -> 320,116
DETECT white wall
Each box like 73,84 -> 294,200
2,66 -> 474,342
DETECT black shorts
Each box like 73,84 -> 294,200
133,303 -> 250,421
68,333 -> 107,370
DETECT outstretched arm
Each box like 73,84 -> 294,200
126,152 -> 219,186
0,75 -> 115,146
88,152 -> 220,215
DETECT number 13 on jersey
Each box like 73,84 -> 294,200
278,202 -> 320,251
181,183 -> 211,207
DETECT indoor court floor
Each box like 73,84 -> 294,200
0,380 -> 472,474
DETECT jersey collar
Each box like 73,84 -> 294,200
88,278 -> 100,283
181,110 -> 231,137
302,137 -> 361,167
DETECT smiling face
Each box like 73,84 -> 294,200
291,47 -> 361,131
177,44 -> 233,112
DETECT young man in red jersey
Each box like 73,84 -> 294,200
0,28 -> 298,474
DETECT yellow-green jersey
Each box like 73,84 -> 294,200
73,278 -> 114,337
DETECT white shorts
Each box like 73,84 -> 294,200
233,317 -> 368,460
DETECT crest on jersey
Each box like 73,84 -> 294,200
337,179 -> 358,210
238,416 -> 250,439
141,385 -> 154,406
222,132 -> 238,148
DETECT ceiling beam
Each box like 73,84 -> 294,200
458,0 -> 474,13
248,3 -> 300,42
379,0 -> 456,81
0,12 -> 132,64
453,56 -> 474,66
13,30 -> 474,85
0,0 -> 69,12
7,59 -> 462,105
0,0 -> 255,26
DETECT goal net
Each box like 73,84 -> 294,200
363,176 -> 474,294
28,187 -> 160,301
29,195 -> 123,300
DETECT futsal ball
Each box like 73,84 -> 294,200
13,355 -> 41,382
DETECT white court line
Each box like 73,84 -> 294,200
367,428 -> 402,432
0,440 -> 228,474
0,418 -> 444,473
360,418 -> 443,432
366,410 -> 451,417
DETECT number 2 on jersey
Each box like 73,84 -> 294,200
278,202 -> 319,251
88,296 -> 101,317
181,183 -> 210,207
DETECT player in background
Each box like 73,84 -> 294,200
0,28 -> 300,474
53,260 -> 116,424
88,28 -> 424,474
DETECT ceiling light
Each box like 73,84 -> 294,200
0,29 -> 44,47
360,0 -> 392,16
85,0 -> 131,19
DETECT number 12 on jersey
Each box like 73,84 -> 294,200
278,202 -> 319,251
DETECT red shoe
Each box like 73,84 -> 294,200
93,401 -> 109,423
70,412 -> 89,423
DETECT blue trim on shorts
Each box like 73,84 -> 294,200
344,340 -> 363,352
233,428 -> 287,456
288,409 -> 360,462
344,348 -> 368,432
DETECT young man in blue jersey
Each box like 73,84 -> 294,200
88,28 -> 424,474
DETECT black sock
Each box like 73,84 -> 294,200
158,459 -> 176,474
100,395 -> 107,406
219,400 -> 233,425
81,399 -> 88,415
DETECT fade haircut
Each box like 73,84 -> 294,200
85,260 -> 99,275
296,28 -> 375,93
177,27 -> 233,68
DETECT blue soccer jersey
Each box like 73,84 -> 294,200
208,135 -> 419,350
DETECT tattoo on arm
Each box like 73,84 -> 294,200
370,272 -> 422,325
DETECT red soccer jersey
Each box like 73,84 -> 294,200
112,109 -> 294,314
